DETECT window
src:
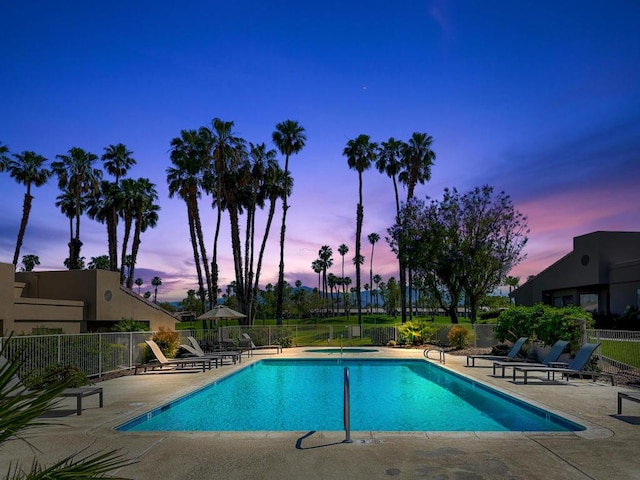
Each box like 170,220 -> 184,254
580,293 -> 598,311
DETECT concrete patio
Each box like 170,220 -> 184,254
2,347 -> 639,479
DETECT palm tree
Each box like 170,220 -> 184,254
20,254 -> 40,272
318,245 -> 333,300
367,232 -> 380,314
168,129 -> 212,311
85,180 -> 120,271
399,132 -> 436,200
399,132 -> 436,321
373,274 -> 382,312
151,276 -> 162,303
87,255 -> 110,270
6,151 -> 51,268
209,118 -> 246,313
126,178 -> 160,289
0,142 -> 9,170
118,179 -> 136,284
344,134 -> 377,326
101,143 -> 136,271
338,244 -> 349,313
311,259 -> 323,293
135,277 -> 143,294
250,150 -> 285,323
52,147 -> 102,270
272,119 -> 307,325
377,137 -> 407,323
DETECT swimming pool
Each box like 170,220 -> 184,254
117,359 -> 584,432
304,348 -> 378,353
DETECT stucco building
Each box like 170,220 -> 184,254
0,262 -> 177,334
511,231 -> 640,315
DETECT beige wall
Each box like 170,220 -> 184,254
2,263 -> 177,334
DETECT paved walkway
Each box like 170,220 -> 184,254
2,347 -> 639,479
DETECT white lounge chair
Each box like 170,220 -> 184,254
241,333 -> 283,356
136,340 -> 214,374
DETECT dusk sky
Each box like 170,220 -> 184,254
1,1 -> 639,302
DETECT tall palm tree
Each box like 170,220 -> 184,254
338,244 -> 349,313
6,151 -> 51,268
208,118 -> 246,313
318,245 -> 333,300
344,134 -> 377,326
272,119 -> 306,325
367,232 -> 380,313
85,180 -> 120,271
399,132 -> 436,200
135,277 -> 143,294
52,147 -> 102,270
151,276 -> 162,303
101,143 -> 136,271
311,259 -> 323,293
126,178 -> 160,289
247,143 -> 281,322
168,129 -> 212,311
377,138 -> 408,323
400,132 -> 436,320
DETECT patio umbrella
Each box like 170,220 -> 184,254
197,305 -> 247,345
197,305 -> 246,320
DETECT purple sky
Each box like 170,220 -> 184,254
1,1 -> 639,302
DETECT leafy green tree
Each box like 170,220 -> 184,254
5,151 -> 51,267
52,147 -> 102,270
272,119 -> 306,325
390,186 -> 528,323
20,254 -> 40,272
344,134 -> 377,326
180,289 -> 203,315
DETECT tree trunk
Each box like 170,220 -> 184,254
13,192 -> 32,267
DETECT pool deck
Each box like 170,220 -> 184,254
2,347 -> 639,479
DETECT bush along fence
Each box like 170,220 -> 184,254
1,324 -> 638,380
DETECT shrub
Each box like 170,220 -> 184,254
397,320 -> 439,345
151,327 -> 180,358
24,362 -> 89,390
448,326 -> 473,349
112,318 -> 149,332
495,304 -> 593,353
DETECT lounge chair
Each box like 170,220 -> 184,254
512,342 -> 614,385
136,340 -> 215,374
241,333 -> 283,356
492,340 -> 570,377
1,354 -> 103,415
186,336 -> 241,364
466,337 -> 528,367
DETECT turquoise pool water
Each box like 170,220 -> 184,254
305,348 -> 378,353
117,359 -> 584,432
